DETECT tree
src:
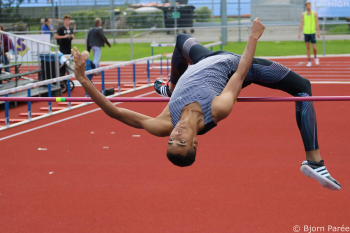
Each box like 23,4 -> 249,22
0,0 -> 24,23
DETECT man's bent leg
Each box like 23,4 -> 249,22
251,62 -> 340,190
170,34 -> 212,85
250,60 -> 319,158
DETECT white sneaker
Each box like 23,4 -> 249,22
300,160 -> 341,191
306,61 -> 312,67
314,58 -> 320,65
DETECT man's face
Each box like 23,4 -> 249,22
306,3 -> 311,10
45,21 -> 50,26
64,18 -> 70,27
167,120 -> 197,155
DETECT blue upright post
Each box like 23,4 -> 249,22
151,47 -> 154,57
48,84 -> 52,114
118,67 -> 121,93
160,57 -> 163,78
5,94 -> 9,128
220,44 -> 223,51
101,71 -> 105,95
27,89 -> 31,120
211,46 -> 213,51
147,60 -> 150,85
67,79 -> 71,108
133,64 -> 136,89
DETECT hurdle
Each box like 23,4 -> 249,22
0,54 -> 162,130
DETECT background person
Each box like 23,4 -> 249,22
41,18 -> 53,41
82,50 -> 96,82
0,25 -> 14,86
54,15 -> 74,55
298,1 -> 320,67
82,50 -> 96,97
87,18 -> 111,71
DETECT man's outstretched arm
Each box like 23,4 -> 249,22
212,18 -> 265,122
71,47 -> 171,137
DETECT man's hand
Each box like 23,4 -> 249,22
64,34 -> 69,39
71,47 -> 87,83
317,31 -> 320,38
250,17 -> 265,40
71,34 -> 74,40
298,33 -> 301,39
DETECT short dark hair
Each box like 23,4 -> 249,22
63,15 -> 71,20
166,147 -> 196,167
44,18 -> 49,22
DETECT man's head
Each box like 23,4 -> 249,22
166,120 -> 198,167
305,1 -> 311,10
44,18 -> 50,26
63,15 -> 71,27
94,18 -> 102,27
81,51 -> 89,61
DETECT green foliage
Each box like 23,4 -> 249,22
126,11 -> 163,29
70,8 -> 111,29
0,0 -> 24,22
195,6 -> 211,22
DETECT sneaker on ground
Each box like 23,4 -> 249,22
306,61 -> 312,67
300,160 -> 341,191
314,58 -> 320,65
154,78 -> 172,97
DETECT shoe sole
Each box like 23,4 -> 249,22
300,165 -> 341,191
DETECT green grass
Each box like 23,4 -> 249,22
326,24 -> 350,35
71,40 -> 350,61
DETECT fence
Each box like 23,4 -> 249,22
7,21 -> 350,59
0,0 -> 251,31
0,54 -> 162,130
0,31 -> 60,93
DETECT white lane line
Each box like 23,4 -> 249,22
0,91 -> 155,141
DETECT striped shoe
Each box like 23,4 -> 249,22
154,78 -> 172,97
300,160 -> 341,191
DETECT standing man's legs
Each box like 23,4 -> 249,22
311,35 -> 319,65
304,34 -> 312,67
305,42 -> 311,66
91,46 -> 101,69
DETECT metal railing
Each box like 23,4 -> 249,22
0,54 -> 162,130
0,31 -> 60,85
7,21 -> 350,58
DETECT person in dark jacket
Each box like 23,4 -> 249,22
87,18 -> 111,71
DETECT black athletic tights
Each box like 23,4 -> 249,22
170,34 -> 319,151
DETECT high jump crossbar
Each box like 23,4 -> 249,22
1,96 -> 350,103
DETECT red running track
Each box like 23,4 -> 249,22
0,56 -> 349,232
